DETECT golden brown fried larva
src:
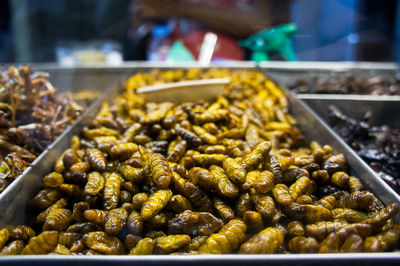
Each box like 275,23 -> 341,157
119,165 -> 145,184
103,172 -> 122,210
223,157 -> 246,185
331,171 -> 349,188
141,189 -> 173,220
199,219 -> 247,254
272,184 -> 292,206
242,211 -> 264,232
110,143 -> 138,160
84,231 -> 125,255
105,208 -> 128,235
250,189 -> 276,219
287,221 -> 305,237
21,231 -> 59,255
131,193 -> 149,211
213,197 -> 235,221
239,227 -> 284,254
43,208 -> 73,231
129,238 -> 154,255
84,209 -> 108,224
288,176 -> 311,201
154,234 -> 191,253
84,171 -> 105,196
192,125 -> 218,145
148,153 -> 172,189
242,141 -> 271,171
0,228 -> 9,250
9,226 -> 35,242
288,236 -> 319,253
32,189 -> 62,209
0,240 -> 25,255
42,172 -> 64,188
254,170 -> 275,194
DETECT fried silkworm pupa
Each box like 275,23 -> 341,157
0,240 -> 25,255
131,193 -> 148,211
42,172 -> 64,188
287,221 -> 305,237
311,170 -> 330,184
32,189 -> 62,209
316,195 -> 336,210
319,232 -> 341,253
213,197 -> 235,222
148,153 -> 172,189
241,170 -> 259,192
125,234 -> 142,251
239,227 -> 284,254
361,203 -> 399,230
119,165 -> 145,184
84,231 -> 125,255
86,148 -> 106,172
52,244 -> 72,255
192,154 -> 226,166
236,193 -> 252,217
243,211 -> 264,232
364,224 -> 400,252
242,141 -> 272,171
105,208 -> 128,236
154,235 -> 191,254
332,208 -> 368,223
209,165 -> 239,198
223,157 -> 246,185
103,172 -> 122,210
0,228 -> 9,249
66,222 -> 98,234
168,210 -> 223,236
121,123 -> 142,143
305,221 -> 349,241
43,208 -> 73,231
192,125 -> 218,145
168,194 -> 193,213
250,189 -> 276,219
9,226 -> 35,242
84,171 -> 105,196
110,143 -> 138,160
331,171 -> 349,188
288,176 -> 311,201
288,236 -> 319,253
127,211 -> 144,234
84,209 -> 108,224
141,189 -> 173,220
185,236 -> 208,252
255,170 -> 275,194
129,238 -> 154,255
167,139 -> 187,163
199,219 -> 247,254
204,145 -> 226,154
21,231 -> 59,255
36,198 -> 68,224
175,124 -> 202,147
172,172 -> 212,212
194,109 -> 228,124
336,191 -> 375,211
340,234 -> 363,253
272,184 -> 293,206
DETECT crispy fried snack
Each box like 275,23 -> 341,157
223,157 -> 246,185
199,219 -> 247,254
84,231 -> 124,255
288,236 -> 319,253
242,141 -> 272,171
168,210 -> 223,236
141,189 -> 173,220
154,234 -> 191,253
129,238 -> 154,255
21,231 -> 58,255
85,171 -> 105,196
239,227 -> 284,254
103,172 -> 122,210
148,153 -> 172,189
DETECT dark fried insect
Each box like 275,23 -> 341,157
32,189 -> 62,209
119,165 -> 145,184
243,211 -> 264,232
105,208 -> 128,235
167,139 -> 187,162
127,211 -> 144,234
213,197 -> 235,221
272,184 -> 293,206
168,210 -> 223,237
9,226 -> 35,242
250,189 -> 276,219
288,236 -> 319,253
0,240 -> 25,255
175,124 -> 202,147
42,172 -> 64,188
168,194 -> 193,213
43,208 -> 72,231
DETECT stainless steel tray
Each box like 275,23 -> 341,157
296,94 -> 400,128
1,64 -> 400,265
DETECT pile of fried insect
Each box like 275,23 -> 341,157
0,69 -> 399,255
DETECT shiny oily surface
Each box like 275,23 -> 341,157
0,69 -> 400,256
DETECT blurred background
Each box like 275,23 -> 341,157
0,0 -> 398,65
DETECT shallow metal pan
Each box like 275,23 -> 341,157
1,65 -> 399,265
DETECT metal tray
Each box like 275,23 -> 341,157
1,63 -> 400,265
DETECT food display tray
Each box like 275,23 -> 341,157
1,62 -> 399,265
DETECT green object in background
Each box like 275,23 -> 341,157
166,41 -> 195,62
239,23 -> 297,62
